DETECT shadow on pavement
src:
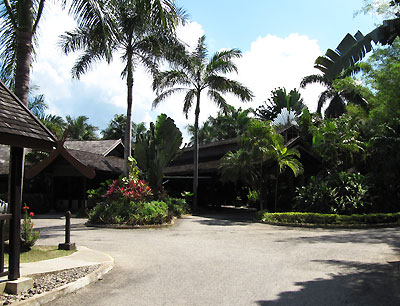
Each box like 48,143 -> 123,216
193,206 -> 257,226
275,230 -> 400,256
256,260 -> 400,306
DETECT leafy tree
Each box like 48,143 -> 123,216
61,0 -> 185,176
39,114 -> 66,140
310,116 -> 365,172
359,40 -> 400,122
134,114 -> 182,196
153,35 -> 253,209
101,114 -> 146,141
187,106 -> 252,145
255,87 -> 306,124
65,115 -> 98,140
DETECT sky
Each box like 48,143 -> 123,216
30,0 -> 383,143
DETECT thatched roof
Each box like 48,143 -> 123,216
0,81 -> 56,151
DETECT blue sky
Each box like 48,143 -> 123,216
31,1 -> 382,142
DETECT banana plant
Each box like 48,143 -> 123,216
134,114 -> 182,196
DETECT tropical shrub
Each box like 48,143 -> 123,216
294,172 -> 372,215
105,178 -> 152,202
163,197 -> 189,218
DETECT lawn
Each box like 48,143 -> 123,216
4,246 -> 76,263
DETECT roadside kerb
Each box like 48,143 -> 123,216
13,249 -> 114,306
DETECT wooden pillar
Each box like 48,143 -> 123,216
68,177 -> 72,210
8,146 -> 24,280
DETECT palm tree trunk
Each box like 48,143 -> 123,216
14,30 -> 33,105
192,91 -> 200,211
124,51 -> 134,176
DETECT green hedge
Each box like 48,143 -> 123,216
256,211 -> 400,226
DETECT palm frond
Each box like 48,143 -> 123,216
207,75 -> 253,102
152,87 -> 189,108
153,70 -> 191,92
300,74 -> 331,88
207,89 -> 228,112
206,49 -> 241,74
317,90 -> 335,114
183,89 -> 196,116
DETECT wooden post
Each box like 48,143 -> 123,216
8,146 -> 24,280
58,211 -> 76,251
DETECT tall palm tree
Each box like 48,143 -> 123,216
300,66 -> 368,118
61,0 -> 185,176
152,35 -> 253,209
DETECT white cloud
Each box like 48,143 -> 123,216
232,33 -> 325,113
30,6 -> 325,144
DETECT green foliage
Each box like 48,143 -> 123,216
294,172 -> 372,215
101,114 -> 147,141
255,87 -> 306,124
163,197 -> 189,217
246,189 -> 259,205
257,211 -> 400,226
21,205 -> 40,252
66,115 -> 98,140
311,116 -> 365,172
88,200 -> 170,226
134,114 -> 182,196
187,106 -> 252,145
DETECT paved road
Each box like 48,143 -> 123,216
33,211 -> 400,306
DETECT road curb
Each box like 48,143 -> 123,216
13,252 -> 114,306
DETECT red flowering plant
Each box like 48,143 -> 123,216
21,205 -> 40,251
105,178 -> 153,202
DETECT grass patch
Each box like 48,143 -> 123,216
256,211 -> 400,227
5,246 -> 76,264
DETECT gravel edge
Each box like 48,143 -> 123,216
12,255 -> 114,306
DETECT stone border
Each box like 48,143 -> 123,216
260,221 -> 400,229
12,253 -> 114,306
85,216 -> 178,229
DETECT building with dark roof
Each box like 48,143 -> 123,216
24,140 -> 125,212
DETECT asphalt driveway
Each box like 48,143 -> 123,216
33,210 -> 400,306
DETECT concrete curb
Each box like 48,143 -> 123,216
13,252 -> 114,306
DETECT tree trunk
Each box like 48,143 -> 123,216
14,29 -> 33,105
124,52 -> 134,176
274,166 -> 279,212
192,91 -> 200,211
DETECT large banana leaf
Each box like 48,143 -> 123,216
134,114 -> 182,194
315,18 -> 400,80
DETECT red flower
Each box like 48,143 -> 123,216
29,212 -> 34,217
23,205 -> 29,210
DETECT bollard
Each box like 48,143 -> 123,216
58,211 -> 76,251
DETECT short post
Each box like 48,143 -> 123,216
58,211 -> 76,251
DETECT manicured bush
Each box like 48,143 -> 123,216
88,200 -> 170,226
257,211 -> 400,226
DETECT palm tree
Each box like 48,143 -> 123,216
256,87 -> 306,122
61,0 -> 185,176
0,0 -> 109,103
65,115 -> 98,140
152,35 -> 253,209
300,66 -> 368,118
269,134 -> 303,211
